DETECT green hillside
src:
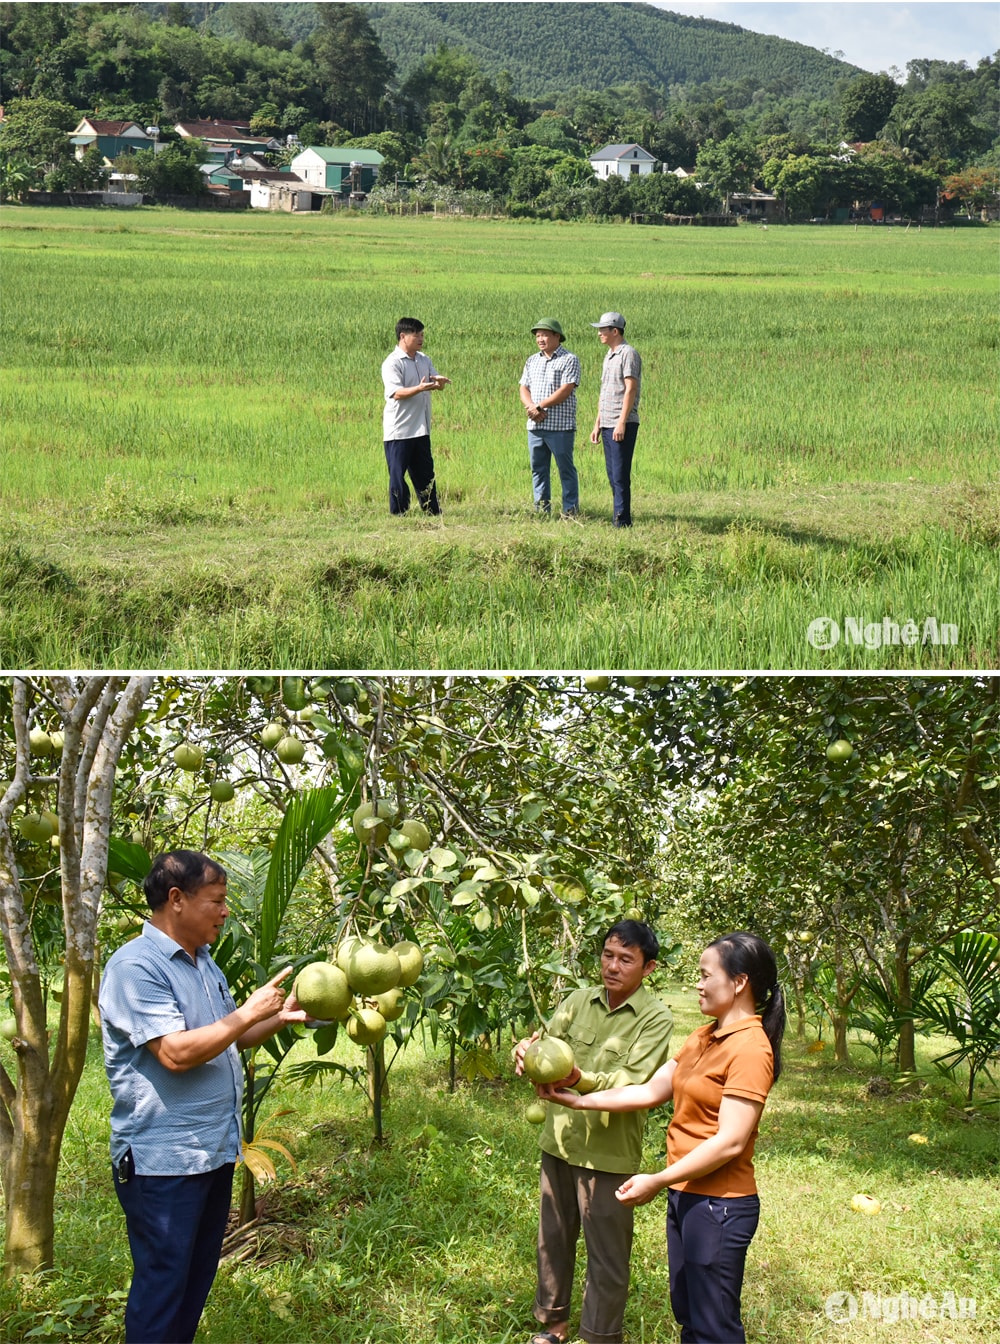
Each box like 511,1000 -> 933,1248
205,1 -> 863,101
370,2 -> 863,98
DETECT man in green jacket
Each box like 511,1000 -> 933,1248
515,921 -> 673,1344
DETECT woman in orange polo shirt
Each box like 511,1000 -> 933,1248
544,931 -> 785,1344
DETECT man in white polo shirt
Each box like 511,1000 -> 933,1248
589,311 -> 642,528
381,316 -> 451,516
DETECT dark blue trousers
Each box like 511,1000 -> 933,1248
667,1189 -> 760,1343
384,435 -> 440,515
113,1160 -> 235,1344
601,423 -> 639,527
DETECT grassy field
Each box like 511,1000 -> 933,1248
0,982 -> 996,1343
1,208 -> 996,670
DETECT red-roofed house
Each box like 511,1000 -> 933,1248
70,118 -> 157,162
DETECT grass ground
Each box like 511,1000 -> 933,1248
1,982 -> 996,1342
1,208 -> 996,670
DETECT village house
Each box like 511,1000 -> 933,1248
69,118 -> 159,163
174,118 -> 280,163
589,143 -> 657,180
289,146 -> 384,196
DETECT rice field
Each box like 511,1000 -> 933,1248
1,207 -> 996,670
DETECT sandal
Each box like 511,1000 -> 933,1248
530,1333 -> 567,1344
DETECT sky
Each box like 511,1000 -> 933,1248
650,2 -> 1000,75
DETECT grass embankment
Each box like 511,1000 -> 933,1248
1,210 -> 996,669
0,984 -> 996,1342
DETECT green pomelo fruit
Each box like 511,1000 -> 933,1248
392,940 -> 424,987
523,1037 -> 575,1085
173,742 -> 204,772
260,721 -> 285,749
18,813 -> 54,844
333,679 -> 358,705
29,728 -> 55,756
352,800 -> 397,845
399,819 -> 431,852
0,1017 -> 18,1042
347,1008 -> 387,1046
826,739 -> 854,763
372,986 -> 405,1021
294,962 -> 353,1020
336,937 -> 362,976
210,780 -> 235,803
348,942 -> 401,996
583,675 -> 610,691
275,735 -> 305,764
525,1100 -> 547,1124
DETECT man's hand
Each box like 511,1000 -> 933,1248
513,1031 -> 540,1076
242,966 -> 293,1024
537,1083 -> 584,1107
612,419 -> 628,442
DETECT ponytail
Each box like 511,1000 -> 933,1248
708,931 -> 787,1083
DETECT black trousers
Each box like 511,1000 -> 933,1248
667,1189 -> 761,1343
600,422 -> 639,526
113,1160 -> 235,1343
384,435 -> 440,515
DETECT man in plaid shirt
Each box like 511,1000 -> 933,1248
519,319 -> 581,517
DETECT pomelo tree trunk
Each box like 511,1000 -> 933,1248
0,676 -> 152,1277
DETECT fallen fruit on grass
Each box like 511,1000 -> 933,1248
908,1133 -> 929,1144
526,1100 -> 547,1124
850,1193 -> 881,1215
523,1037 -> 575,1085
294,962 -> 353,1020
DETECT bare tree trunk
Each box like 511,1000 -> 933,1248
1,675 -> 152,1277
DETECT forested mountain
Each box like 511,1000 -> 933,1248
201,1 -> 862,102
357,2 -> 862,100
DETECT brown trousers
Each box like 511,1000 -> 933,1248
534,1151 -> 635,1344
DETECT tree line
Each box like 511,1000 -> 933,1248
1,2 -> 996,215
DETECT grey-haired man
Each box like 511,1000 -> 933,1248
589,312 -> 641,528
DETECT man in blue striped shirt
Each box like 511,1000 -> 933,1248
99,850 -> 306,1344
519,319 -> 581,517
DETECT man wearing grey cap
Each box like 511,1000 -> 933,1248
589,312 -> 641,528
519,318 -> 581,517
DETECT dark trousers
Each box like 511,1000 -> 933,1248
113,1160 -> 235,1344
384,435 -> 440,515
601,423 -> 639,527
535,1151 -> 634,1344
667,1189 -> 760,1344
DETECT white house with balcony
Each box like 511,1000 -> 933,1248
589,143 -> 657,180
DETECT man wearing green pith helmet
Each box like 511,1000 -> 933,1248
514,921 -> 673,1344
518,318 -> 581,517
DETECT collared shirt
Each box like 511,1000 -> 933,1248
520,345 -> 581,432
539,983 -> 673,1174
598,341 -> 641,426
381,348 -> 439,440
667,1015 -> 774,1197
99,922 -> 243,1175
